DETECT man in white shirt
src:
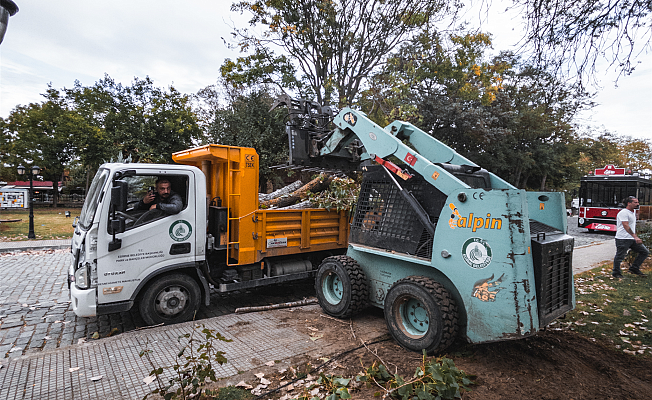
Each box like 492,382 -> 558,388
613,196 -> 649,278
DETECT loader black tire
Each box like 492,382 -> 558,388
315,255 -> 368,318
139,273 -> 201,326
384,276 -> 458,354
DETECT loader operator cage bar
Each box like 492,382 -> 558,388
350,165 -> 490,260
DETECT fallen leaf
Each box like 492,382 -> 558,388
90,375 -> 103,381
143,375 -> 156,385
265,361 -> 275,367
310,388 -> 320,396
623,309 -> 632,316
307,326 -> 319,331
261,378 -> 271,385
254,373 -> 265,379
319,357 -> 330,362
235,381 -> 253,390
91,332 -> 99,339
624,324 -> 635,328
108,328 -> 119,337
77,338 -> 86,345
44,336 -> 51,340
69,367 -> 80,372
310,334 -> 323,341
9,347 -> 22,353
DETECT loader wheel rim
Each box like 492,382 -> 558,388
154,286 -> 188,317
397,296 -> 429,337
322,272 -> 343,305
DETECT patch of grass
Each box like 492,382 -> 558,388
209,386 -> 254,400
550,262 -> 652,356
0,208 -> 81,241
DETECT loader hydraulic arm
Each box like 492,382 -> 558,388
326,108 -> 515,193
276,95 -> 514,191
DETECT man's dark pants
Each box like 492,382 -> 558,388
613,239 -> 650,274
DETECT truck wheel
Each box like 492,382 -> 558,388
315,255 -> 368,318
139,274 -> 201,325
384,276 -> 458,354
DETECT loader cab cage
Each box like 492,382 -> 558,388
350,164 -> 493,259
351,165 -> 448,259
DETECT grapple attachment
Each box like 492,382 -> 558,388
271,95 -> 362,172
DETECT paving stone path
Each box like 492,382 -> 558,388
0,249 -> 314,359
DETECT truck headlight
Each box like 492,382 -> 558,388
74,263 -> 90,290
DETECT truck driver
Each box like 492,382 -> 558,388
137,178 -> 183,215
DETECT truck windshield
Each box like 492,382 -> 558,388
79,168 -> 110,230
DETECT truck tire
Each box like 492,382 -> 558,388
139,273 -> 201,326
384,276 -> 458,354
315,255 -> 368,318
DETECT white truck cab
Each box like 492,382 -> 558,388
69,163 -> 209,325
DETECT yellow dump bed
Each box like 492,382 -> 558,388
172,144 -> 349,266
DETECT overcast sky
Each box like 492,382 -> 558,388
1,0 -> 651,141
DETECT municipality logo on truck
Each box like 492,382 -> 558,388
462,237 -> 492,269
169,220 -> 192,241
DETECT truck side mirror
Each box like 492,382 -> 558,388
111,180 -> 128,212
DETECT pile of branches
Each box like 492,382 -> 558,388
259,174 -> 359,212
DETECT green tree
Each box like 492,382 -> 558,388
66,75 -> 202,164
224,0 -> 461,106
360,31 -> 510,127
619,137 -> 652,172
2,87 -> 94,206
204,90 -> 288,190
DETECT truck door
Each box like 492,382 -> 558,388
96,170 -> 196,307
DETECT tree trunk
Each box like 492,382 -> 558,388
260,175 -> 333,208
512,166 -> 522,188
540,173 -> 547,191
85,168 -> 91,195
52,179 -> 59,208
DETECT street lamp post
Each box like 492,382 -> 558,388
17,164 -> 41,239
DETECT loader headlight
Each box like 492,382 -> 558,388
74,263 -> 91,290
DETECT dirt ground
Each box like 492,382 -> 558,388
244,305 -> 652,400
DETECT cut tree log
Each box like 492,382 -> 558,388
259,180 -> 303,202
260,175 -> 333,208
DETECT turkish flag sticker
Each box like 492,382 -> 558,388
404,152 -> 417,166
